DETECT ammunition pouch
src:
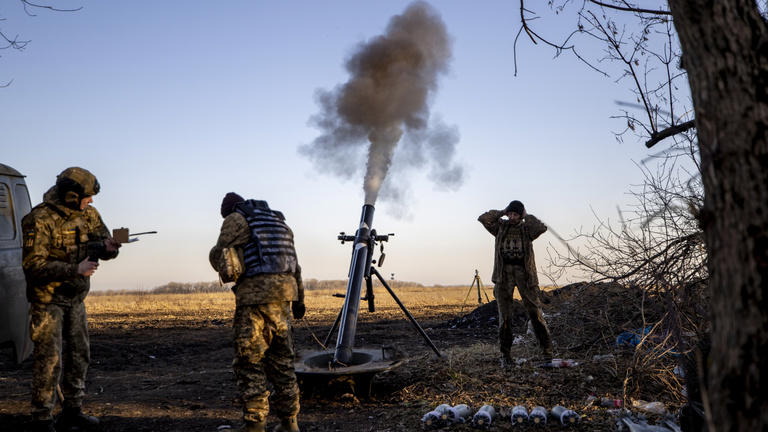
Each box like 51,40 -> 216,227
501,250 -> 524,265
217,247 -> 244,283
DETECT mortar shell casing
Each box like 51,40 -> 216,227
449,404 -> 472,423
471,405 -> 496,429
529,406 -> 547,425
420,411 -> 440,429
435,404 -> 452,423
551,405 -> 580,426
511,405 -> 529,424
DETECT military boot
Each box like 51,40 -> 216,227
500,350 -> 513,369
238,420 -> 266,432
30,419 -> 56,432
274,416 -> 300,432
56,407 -> 99,431
541,342 -> 554,364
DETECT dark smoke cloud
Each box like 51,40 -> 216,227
300,1 -> 464,208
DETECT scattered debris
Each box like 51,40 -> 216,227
538,358 -> 579,368
593,353 -> 615,361
631,400 -> 667,415
621,417 -> 677,432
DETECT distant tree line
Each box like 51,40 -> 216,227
90,279 -> 432,296
150,281 -> 230,294
302,278 -> 424,291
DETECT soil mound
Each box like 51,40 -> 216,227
444,299 -> 527,329
445,281 -> 664,350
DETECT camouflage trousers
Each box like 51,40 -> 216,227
233,302 -> 300,424
29,301 -> 90,421
495,264 -> 553,358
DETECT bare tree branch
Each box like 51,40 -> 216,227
589,0 -> 672,16
515,0 -> 609,76
646,120 -> 696,148
20,0 -> 82,16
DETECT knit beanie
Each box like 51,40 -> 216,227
504,200 -> 525,215
220,192 -> 245,218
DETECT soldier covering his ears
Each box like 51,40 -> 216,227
210,192 -> 304,432
22,167 -> 121,432
478,200 -> 553,367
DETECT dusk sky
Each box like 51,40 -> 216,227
1,1 -> 673,290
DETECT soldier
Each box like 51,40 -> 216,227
210,193 -> 304,432
478,200 -> 553,367
22,167 -> 121,432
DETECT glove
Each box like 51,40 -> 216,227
291,301 -> 306,320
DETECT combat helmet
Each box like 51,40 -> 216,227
56,167 -> 100,209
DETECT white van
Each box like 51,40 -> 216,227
0,163 -> 34,363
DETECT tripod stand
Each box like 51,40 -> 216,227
323,265 -> 442,358
460,269 -> 491,314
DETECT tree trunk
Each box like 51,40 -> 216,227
668,1 -> 768,430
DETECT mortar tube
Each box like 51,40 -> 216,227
333,204 -> 374,365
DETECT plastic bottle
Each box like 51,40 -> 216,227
599,397 -> 623,408
471,405 -> 496,429
540,358 -> 579,368
631,400 -> 667,415
529,406 -> 547,425
449,404 -> 473,424
511,405 -> 529,425
551,405 -> 580,426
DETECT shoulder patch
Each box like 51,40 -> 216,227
24,230 -> 35,248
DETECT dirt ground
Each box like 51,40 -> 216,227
0,284 -> 681,431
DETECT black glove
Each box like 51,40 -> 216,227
291,301 -> 306,320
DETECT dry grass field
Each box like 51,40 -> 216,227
1,283 -> 679,431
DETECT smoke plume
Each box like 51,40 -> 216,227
300,1 -> 463,207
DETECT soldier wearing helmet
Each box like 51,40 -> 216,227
478,200 -> 553,368
22,167 -> 121,432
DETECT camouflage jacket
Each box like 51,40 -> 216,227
22,186 -> 117,305
209,211 -> 303,306
478,210 -> 547,287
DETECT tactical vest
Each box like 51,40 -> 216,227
501,224 -> 525,264
41,203 -> 91,265
236,200 -> 298,277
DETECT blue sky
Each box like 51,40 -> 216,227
1,1 -> 668,290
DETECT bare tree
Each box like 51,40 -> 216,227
546,133 -> 708,414
0,0 -> 81,86
520,1 -> 767,429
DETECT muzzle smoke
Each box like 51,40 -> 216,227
301,1 -> 463,207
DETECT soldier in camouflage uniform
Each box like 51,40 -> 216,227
22,167 -> 121,432
478,200 -> 553,367
210,193 -> 304,432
